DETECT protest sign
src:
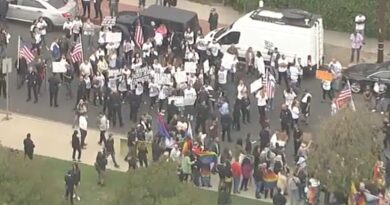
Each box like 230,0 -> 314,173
168,96 -> 184,107
221,53 -> 236,70
316,70 -> 333,81
250,78 -> 263,93
174,71 -> 187,84
133,67 -> 151,83
183,91 -> 197,106
154,73 -> 172,85
108,69 -> 121,78
184,62 -> 197,74
106,32 -> 122,43
108,78 -> 117,92
52,61 -> 67,73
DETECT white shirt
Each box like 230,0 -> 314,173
36,20 -> 47,35
142,42 -> 153,57
123,41 -> 134,53
152,63 -> 163,74
301,93 -> 312,104
80,62 -> 92,76
255,56 -> 265,76
98,31 -> 106,44
322,80 -> 331,91
154,32 -> 163,46
289,65 -> 299,82
209,42 -> 221,57
184,87 -> 197,105
290,106 -> 300,120
256,91 -> 268,106
218,70 -> 227,85
84,77 -> 91,89
284,91 -> 296,106
149,82 -> 159,97
196,37 -> 208,51
72,20 -> 83,34
79,115 -> 88,130
355,15 -> 366,31
135,84 -> 144,95
278,58 -> 288,72
184,31 -> 194,45
350,33 -> 364,49
63,21 -> 73,31
34,33 -> 41,44
237,84 -> 247,100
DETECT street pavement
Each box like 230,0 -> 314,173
0,2 -> 385,203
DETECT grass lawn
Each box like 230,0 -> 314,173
38,156 -> 271,205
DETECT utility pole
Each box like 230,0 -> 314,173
377,0 -> 386,63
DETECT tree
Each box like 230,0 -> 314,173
307,108 -> 382,198
0,146 -> 61,205
113,160 -> 202,205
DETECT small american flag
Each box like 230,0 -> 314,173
335,81 -> 353,109
19,38 -> 35,64
135,20 -> 144,48
71,43 -> 83,63
262,69 -> 275,98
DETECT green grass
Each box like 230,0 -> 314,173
38,156 -> 270,205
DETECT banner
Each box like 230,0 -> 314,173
168,96 -> 184,107
174,71 -> 187,84
221,53 -> 236,70
183,92 -> 197,106
250,78 -> 263,93
154,73 -> 172,85
108,78 -> 117,92
184,62 -> 197,74
316,70 -> 333,81
108,69 -> 121,78
52,61 -> 67,73
133,67 -> 150,83
106,32 -> 122,43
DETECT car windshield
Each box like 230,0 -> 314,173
46,0 -> 67,9
214,23 -> 234,39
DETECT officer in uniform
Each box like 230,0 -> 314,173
26,69 -> 38,103
109,90 -> 123,127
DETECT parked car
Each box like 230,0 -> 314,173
7,0 -> 77,31
343,61 -> 390,93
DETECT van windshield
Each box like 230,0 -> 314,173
214,23 -> 234,39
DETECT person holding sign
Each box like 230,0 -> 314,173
149,80 -> 159,108
277,54 -> 288,86
217,68 -> 228,91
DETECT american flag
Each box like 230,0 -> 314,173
262,68 -> 275,98
335,81 -> 354,109
19,38 -> 35,64
134,20 -> 144,48
71,43 -> 83,63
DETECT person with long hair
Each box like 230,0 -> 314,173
72,163 -> 81,201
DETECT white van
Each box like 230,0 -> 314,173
205,8 -> 324,72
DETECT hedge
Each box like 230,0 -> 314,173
192,0 -> 390,39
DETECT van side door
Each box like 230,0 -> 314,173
217,31 -> 241,54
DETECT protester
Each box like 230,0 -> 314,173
105,134 -> 119,168
71,130 -> 82,162
23,133 -> 35,160
95,151 -> 107,186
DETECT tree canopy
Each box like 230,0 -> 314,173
0,146 -> 61,205
307,108 -> 382,195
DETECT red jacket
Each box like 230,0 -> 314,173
231,161 -> 241,177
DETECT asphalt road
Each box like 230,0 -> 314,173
0,21 -> 334,163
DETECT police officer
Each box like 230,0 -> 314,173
26,69 -> 38,103
109,90 -> 123,127
0,69 -> 6,99
48,73 -> 60,107
64,170 -> 75,204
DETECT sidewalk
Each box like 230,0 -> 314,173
110,0 -> 390,60
0,112 -> 272,203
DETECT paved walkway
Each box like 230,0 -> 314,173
0,112 -> 273,203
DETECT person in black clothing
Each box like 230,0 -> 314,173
273,188 -> 287,205
109,91 -> 123,127
151,137 -> 162,162
208,8 -> 219,31
137,140 -> 148,167
0,72 -> 6,98
241,95 -> 250,124
245,133 -> 252,154
221,114 -> 232,142
293,125 -> 303,156
217,183 -> 231,205
75,76 -> 86,109
195,101 -> 209,134
167,100 -> 179,124
72,163 -> 81,201
105,134 -> 119,168
26,70 -> 38,103
16,57 -> 28,89
72,130 -> 81,161
94,0 -> 102,19
48,73 -> 60,107
280,104 -> 292,136
232,100 -> 241,131
95,151 -> 107,186
128,90 -> 141,123
64,170 -> 75,204
259,126 -> 271,151
23,133 -> 35,160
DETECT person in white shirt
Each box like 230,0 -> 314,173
245,47 -> 255,75
83,18 -> 95,49
93,72 -> 105,106
217,68 -> 228,90
78,114 -> 88,148
284,87 -> 296,107
236,80 -> 247,100
142,38 -> 153,63
183,85 -> 197,120
321,80 -> 332,103
72,16 -> 83,42
80,59 -> 92,77
84,74 -> 92,101
31,27 -> 42,56
289,63 -> 300,91
290,100 -> 300,126
36,17 -> 48,47
184,28 -> 194,45
185,46 -> 199,63
196,33 -> 208,62
300,89 -> 312,124
98,27 -> 107,49
152,59 -> 163,74
355,14 -> 366,35
256,89 -> 268,123
63,18 -> 73,39
158,85 -> 169,112
208,39 -> 220,65
97,56 -> 108,74
255,51 -> 265,77
278,55 -> 288,86
350,31 -> 364,63
123,38 -> 134,65
149,80 -> 159,108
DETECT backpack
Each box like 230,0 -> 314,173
51,44 -> 60,60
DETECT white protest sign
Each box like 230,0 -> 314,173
106,32 -> 122,43
250,78 -> 263,93
52,61 -> 67,73
108,69 -> 121,78
2,58 -> 12,74
203,60 -> 210,74
174,71 -> 187,84
108,78 -> 117,92
133,67 -> 151,83
168,96 -> 184,107
184,62 -> 197,74
154,73 -> 172,85
221,53 -> 235,70
183,90 -> 197,106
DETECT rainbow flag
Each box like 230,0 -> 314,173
155,114 -> 170,138
263,170 -> 278,189
198,151 -> 218,164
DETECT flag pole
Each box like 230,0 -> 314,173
16,36 -> 20,87
80,36 -> 84,62
347,80 -> 356,111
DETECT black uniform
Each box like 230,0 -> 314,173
23,136 -> 35,160
221,114 -> 232,142
26,71 -> 38,103
0,72 -> 6,98
48,75 -> 60,107
72,132 -> 81,161
109,92 -> 123,127
64,171 -> 75,204
15,57 -> 28,89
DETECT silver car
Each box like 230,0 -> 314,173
7,0 -> 77,30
